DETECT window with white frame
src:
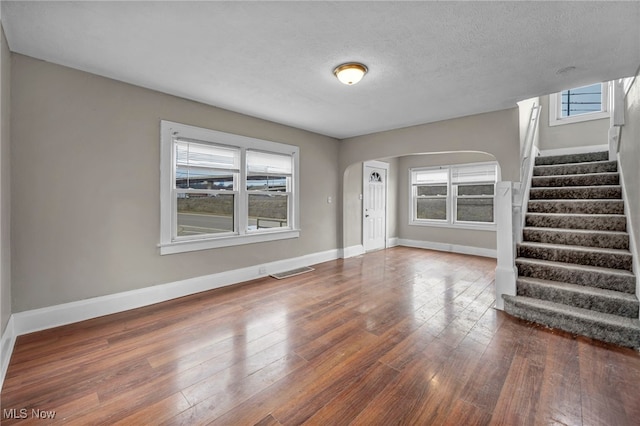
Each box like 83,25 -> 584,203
410,162 -> 497,229
413,168 -> 449,221
160,121 -> 299,255
549,82 -> 609,126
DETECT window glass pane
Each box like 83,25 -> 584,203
176,169 -> 234,190
561,83 -> 602,117
247,175 -> 289,192
417,185 -> 447,196
417,198 -> 446,220
176,193 -> 234,236
248,194 -> 288,230
176,141 -> 239,170
247,151 -> 292,175
457,184 -> 494,196
369,171 -> 383,183
414,170 -> 448,184
457,198 -> 494,222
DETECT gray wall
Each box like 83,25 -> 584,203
538,94 -> 609,151
339,108 -> 519,250
11,54 -> 341,312
339,108 -> 520,181
397,153 -> 497,251
343,162 -> 363,249
620,71 -> 640,277
1,23 -> 11,332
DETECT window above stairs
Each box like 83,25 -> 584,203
549,83 -> 609,126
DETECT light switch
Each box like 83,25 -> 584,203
327,196 -> 332,204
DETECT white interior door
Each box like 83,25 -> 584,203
363,165 -> 387,252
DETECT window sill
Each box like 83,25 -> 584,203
549,111 -> 609,127
159,229 -> 300,255
409,220 -> 496,232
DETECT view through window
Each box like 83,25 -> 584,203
561,83 -> 604,117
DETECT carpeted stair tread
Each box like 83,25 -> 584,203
518,242 -> 632,271
522,227 -> 629,249
529,185 -> 621,200
516,257 -> 636,293
516,277 -> 639,318
533,161 -> 617,176
512,151 -> 637,348
502,295 -> 640,348
525,213 -> 626,231
534,151 -> 609,166
527,199 -> 625,214
531,172 -> 619,187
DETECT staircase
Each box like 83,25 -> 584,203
503,150 -> 640,348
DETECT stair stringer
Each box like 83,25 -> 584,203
618,152 -> 640,309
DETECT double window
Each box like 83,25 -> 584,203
160,121 -> 299,254
410,162 -> 497,229
549,82 -> 609,126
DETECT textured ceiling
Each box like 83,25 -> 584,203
2,1 -> 639,139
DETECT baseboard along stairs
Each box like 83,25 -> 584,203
503,150 -> 640,348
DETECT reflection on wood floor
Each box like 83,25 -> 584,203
3,247 -> 640,425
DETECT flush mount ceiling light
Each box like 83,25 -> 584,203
333,63 -> 368,85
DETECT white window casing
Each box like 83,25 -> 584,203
160,121 -> 300,255
412,168 -> 449,223
549,82 -> 609,126
410,162 -> 498,231
451,163 -> 496,225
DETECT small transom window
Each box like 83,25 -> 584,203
549,82 -> 609,126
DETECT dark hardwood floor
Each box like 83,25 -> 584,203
2,247 -> 640,425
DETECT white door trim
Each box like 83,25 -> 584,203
363,161 -> 389,252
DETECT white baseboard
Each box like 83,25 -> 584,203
387,237 -> 399,248
1,315 -> 16,389
10,248 -> 340,338
539,144 -> 608,157
0,248 -> 341,391
341,245 -> 365,258
397,238 -> 497,259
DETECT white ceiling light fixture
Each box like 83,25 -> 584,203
333,62 -> 368,85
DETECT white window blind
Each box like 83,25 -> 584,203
247,150 -> 292,175
451,164 -> 496,184
413,169 -> 448,184
175,139 -> 240,172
